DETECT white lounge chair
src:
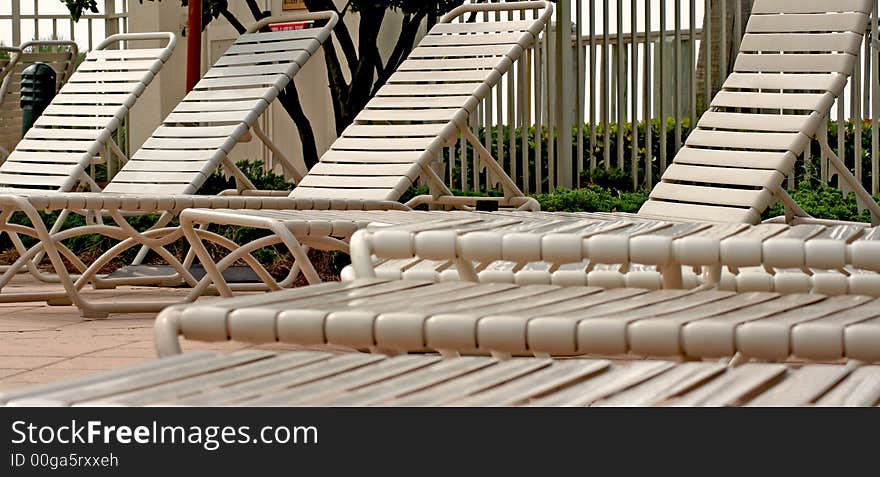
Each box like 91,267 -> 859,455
0,13 -> 339,315
152,220 -> 880,363
344,211 -> 880,296
0,35 -> 172,193
0,40 -> 79,160
2,350 -> 876,406
0,45 -> 22,160
176,0 -> 880,297
7,213 -> 880,406
0,3 -> 549,317
0,34 -> 175,279
640,0 -> 879,226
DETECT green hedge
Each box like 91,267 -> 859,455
532,186 -> 647,213
448,118 -> 690,193
0,161 -> 294,267
448,119 -> 879,194
764,182 -> 880,223
2,161 -> 875,274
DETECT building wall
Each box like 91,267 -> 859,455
127,0 -> 188,156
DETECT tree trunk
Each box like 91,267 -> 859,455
278,85 -> 320,170
695,0 -> 754,113
240,1 -> 321,170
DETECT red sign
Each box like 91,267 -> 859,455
268,21 -> 313,32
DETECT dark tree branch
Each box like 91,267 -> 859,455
345,6 -> 385,123
123,0 -> 472,173
373,12 -> 425,96
220,10 -> 246,34
305,0 -> 359,73
278,84 -> 320,170
322,43 -> 350,135
244,0 -> 268,22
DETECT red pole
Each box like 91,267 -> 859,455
185,0 -> 202,92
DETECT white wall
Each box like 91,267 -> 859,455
126,0 -> 187,155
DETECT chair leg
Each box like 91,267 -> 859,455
0,196 -> 103,317
270,222 -> 322,285
180,213 -> 234,298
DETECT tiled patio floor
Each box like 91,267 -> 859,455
0,274 -> 323,392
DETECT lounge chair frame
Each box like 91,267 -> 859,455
0,13 -> 349,316
0,3 -> 550,317
0,46 -> 22,160
174,0 -> 880,301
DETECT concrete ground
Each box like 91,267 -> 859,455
0,275 -> 317,392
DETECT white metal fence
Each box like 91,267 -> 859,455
438,0 -> 880,197
0,0 -> 128,51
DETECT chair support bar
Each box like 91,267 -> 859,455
819,132 -> 880,226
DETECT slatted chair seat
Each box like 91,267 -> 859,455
2,350 -> 877,406
147,278 -> 880,363
342,212 -> 880,297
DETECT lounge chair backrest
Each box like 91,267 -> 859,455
0,47 -> 22,155
639,0 -> 873,224
0,41 -> 78,158
0,34 -> 175,192
0,47 -> 22,106
289,1 -> 554,201
103,12 -> 338,195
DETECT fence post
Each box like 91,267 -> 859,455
11,0 -> 21,45
555,0 -> 574,189
104,0 -> 120,38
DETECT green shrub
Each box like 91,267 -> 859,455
764,182 -> 879,222
0,160 -> 293,264
404,177 -> 875,221
443,118 -> 690,193
200,160 -> 293,194
532,186 -> 648,213
3,157 -> 876,276
580,167 -> 633,191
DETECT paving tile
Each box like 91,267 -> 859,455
42,356 -> 150,371
112,340 -> 160,350
0,324 -> 62,332
62,319 -> 155,330
0,356 -> 66,369
0,275 -> 330,392
0,381 -> 44,392
0,336 -> 132,357
0,368 -> 96,387
0,369 -> 24,379
86,346 -> 160,359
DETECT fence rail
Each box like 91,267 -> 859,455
0,0 -> 128,51
436,0 -> 880,199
